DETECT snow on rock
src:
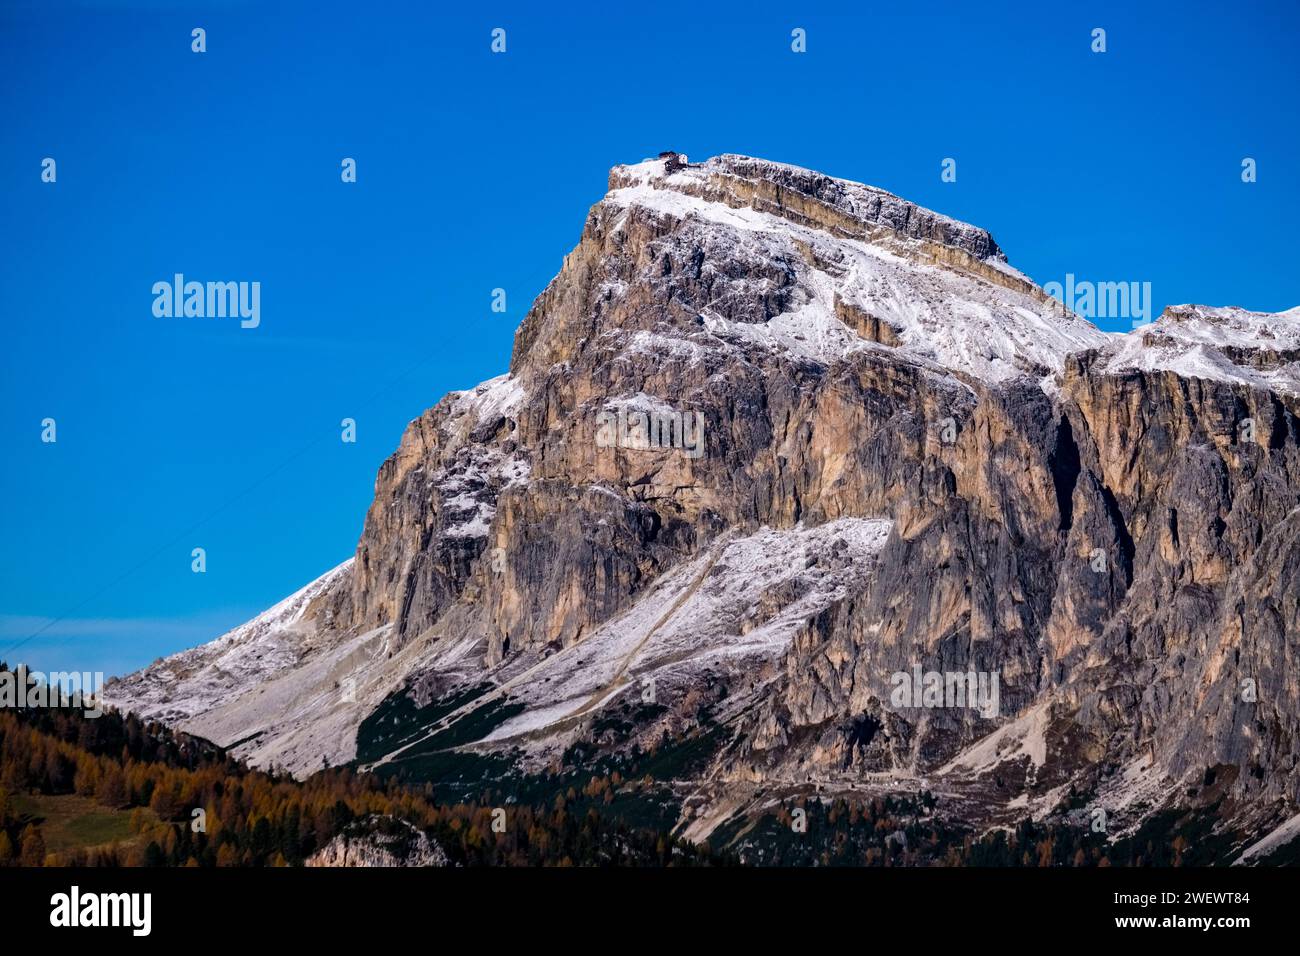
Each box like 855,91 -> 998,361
176,623 -> 394,773
468,518 -> 894,748
101,558 -> 457,775
428,374 -> 530,539
603,154 -> 1111,385
937,699 -> 1051,777
615,154 -> 1006,261
449,373 -> 525,425
102,558 -> 355,726
434,444 -> 529,539
1233,811 -> 1300,866
117,601 -> 487,777
1095,303 -> 1300,395
104,155 -> 1300,831
603,392 -> 685,419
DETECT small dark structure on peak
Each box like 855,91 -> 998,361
658,150 -> 689,173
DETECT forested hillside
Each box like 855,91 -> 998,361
0,665 -> 723,867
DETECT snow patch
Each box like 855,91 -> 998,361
1098,304 -> 1300,395
475,518 -> 894,745
1233,811 -> 1300,866
938,699 -> 1051,777
603,175 -> 1109,384
103,559 -> 355,725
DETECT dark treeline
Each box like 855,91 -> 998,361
727,794 -> 1244,866
0,668 -> 724,868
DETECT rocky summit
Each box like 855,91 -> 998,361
105,153 -> 1300,863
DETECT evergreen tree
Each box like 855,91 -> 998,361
19,824 -> 45,867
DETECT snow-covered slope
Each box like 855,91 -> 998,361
110,518 -> 895,777
366,518 -> 893,771
602,154 -> 1112,385
103,559 -> 355,726
1094,303 -> 1300,394
1234,812 -> 1300,865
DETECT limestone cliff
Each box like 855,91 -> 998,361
105,153 -> 1300,859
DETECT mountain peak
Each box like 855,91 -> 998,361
585,151 -> 1108,384
104,152 -> 1300,856
609,152 -> 1006,264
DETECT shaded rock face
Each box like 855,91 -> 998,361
1048,355 -> 1300,805
109,153 -> 1300,847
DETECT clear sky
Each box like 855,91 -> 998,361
2,0 -> 1297,677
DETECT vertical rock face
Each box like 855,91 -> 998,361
1050,336 -> 1300,811
107,154 -> 1300,851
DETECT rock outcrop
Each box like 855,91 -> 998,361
306,816 -> 448,867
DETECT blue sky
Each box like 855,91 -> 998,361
2,0 -> 1297,677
